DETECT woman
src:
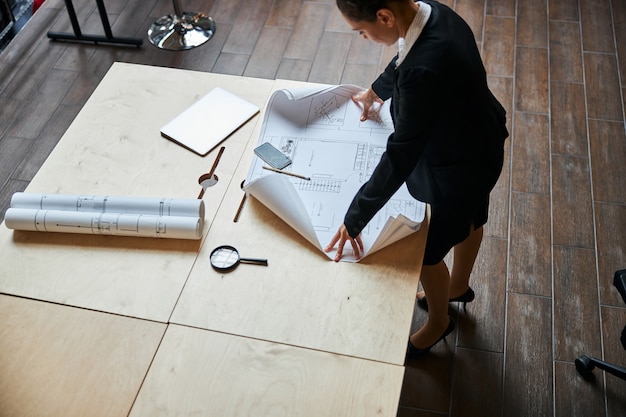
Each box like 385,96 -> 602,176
325,0 -> 508,356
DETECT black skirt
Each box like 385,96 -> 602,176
422,193 -> 490,265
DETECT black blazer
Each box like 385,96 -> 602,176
344,0 -> 508,238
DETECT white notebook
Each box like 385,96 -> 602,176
161,87 -> 260,156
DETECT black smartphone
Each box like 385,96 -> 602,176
254,142 -> 292,169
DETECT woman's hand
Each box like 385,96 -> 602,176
325,224 -> 364,262
352,88 -> 384,121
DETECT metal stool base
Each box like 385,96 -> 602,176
148,13 -> 215,51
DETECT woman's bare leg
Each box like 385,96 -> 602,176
449,225 -> 483,297
410,261 -> 450,348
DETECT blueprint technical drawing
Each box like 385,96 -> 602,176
5,193 -> 205,240
245,84 -> 425,261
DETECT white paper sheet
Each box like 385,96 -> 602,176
244,84 -> 426,261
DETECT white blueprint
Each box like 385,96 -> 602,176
5,192 -> 204,240
245,84 -> 425,261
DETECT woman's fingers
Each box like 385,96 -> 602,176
352,88 -> 383,121
325,225 -> 363,262
356,235 -> 364,252
334,241 -> 346,262
325,231 -> 341,252
349,236 -> 362,260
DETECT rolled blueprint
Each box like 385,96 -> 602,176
10,192 -> 205,219
4,208 -> 203,240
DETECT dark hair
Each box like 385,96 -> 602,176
336,0 -> 406,22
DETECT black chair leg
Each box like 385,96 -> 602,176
575,269 -> 626,382
575,354 -> 626,381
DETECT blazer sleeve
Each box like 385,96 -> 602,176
344,66 -> 444,238
371,57 -> 397,100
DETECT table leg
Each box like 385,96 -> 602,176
47,0 -> 143,46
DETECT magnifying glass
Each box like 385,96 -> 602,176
210,245 -> 268,272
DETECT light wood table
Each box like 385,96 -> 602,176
0,294 -> 166,417
0,63 -> 274,322
130,325 -> 405,417
0,63 -> 428,417
171,79 -> 428,364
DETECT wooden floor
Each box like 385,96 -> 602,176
1,0 -> 625,416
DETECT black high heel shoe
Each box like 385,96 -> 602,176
407,317 -> 456,357
416,287 -> 475,311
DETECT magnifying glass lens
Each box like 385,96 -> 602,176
210,246 -> 239,269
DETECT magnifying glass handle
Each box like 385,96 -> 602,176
239,258 -> 268,266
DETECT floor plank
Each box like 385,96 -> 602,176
549,20 -> 583,83
554,361 -> 605,417
457,236 -> 507,353
551,154 -> 595,248
244,26 -> 291,79
517,0 -> 548,48
511,112 -> 550,194
508,192 -> 552,296
503,293 -> 553,417
548,0 -> 579,21
553,246 -> 602,360
588,119 -> 626,204
451,347 -> 504,416
584,53 -> 623,121
580,0 -> 615,53
482,16 -> 515,76
595,203 -> 626,306
550,82 -> 587,156
514,47 -> 549,113
602,306 -> 626,416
